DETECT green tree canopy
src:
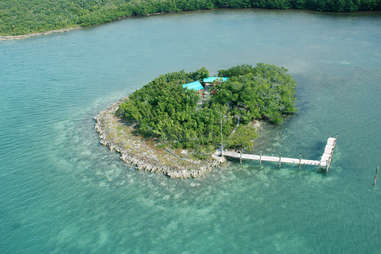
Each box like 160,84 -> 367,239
117,64 -> 296,151
1,0 -> 381,36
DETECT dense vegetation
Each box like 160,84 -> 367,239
1,0 -> 381,36
117,64 -> 296,153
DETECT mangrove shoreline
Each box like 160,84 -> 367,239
2,3 -> 381,40
0,27 -> 80,41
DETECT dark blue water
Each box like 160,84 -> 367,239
1,9 -> 381,253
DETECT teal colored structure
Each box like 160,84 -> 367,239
183,81 -> 204,91
203,77 -> 229,83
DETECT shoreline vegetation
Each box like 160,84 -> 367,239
95,99 -> 225,178
0,27 -> 79,41
1,1 -> 381,39
96,64 -> 297,177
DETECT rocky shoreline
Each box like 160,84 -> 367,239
94,99 -> 225,178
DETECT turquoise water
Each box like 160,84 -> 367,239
1,9 -> 381,253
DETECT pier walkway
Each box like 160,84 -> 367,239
221,137 -> 337,171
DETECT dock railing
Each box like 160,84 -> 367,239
220,137 -> 337,172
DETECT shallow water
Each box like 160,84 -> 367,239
1,9 -> 381,254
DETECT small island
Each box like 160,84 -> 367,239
95,64 -> 297,178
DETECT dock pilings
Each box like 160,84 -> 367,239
220,137 -> 337,172
373,166 -> 379,186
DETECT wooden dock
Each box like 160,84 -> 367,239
319,137 -> 336,171
221,137 -> 336,171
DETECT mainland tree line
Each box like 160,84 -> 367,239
1,0 -> 381,35
117,64 -> 296,154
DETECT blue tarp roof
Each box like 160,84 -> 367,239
203,77 -> 229,83
183,81 -> 204,91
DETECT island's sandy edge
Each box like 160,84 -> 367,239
94,99 -> 225,178
0,27 -> 80,41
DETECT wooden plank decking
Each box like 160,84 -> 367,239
221,137 -> 337,171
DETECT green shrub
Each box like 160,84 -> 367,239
117,64 -> 297,150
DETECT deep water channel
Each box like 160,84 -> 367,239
1,9 -> 381,254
